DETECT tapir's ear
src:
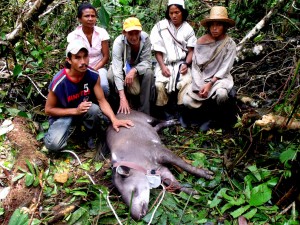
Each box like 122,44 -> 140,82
116,166 -> 130,177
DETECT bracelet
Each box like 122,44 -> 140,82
182,61 -> 191,67
209,79 -> 215,84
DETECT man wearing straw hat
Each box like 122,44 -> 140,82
183,6 -> 237,130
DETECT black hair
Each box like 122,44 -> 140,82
65,52 -> 72,69
64,49 -> 88,69
206,21 -> 229,34
77,2 -> 97,18
165,4 -> 189,21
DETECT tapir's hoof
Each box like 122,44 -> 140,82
202,169 -> 214,180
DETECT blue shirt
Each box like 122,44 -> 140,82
48,68 -> 99,121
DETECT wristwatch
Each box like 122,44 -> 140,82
209,79 -> 215,84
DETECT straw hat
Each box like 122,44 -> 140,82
200,6 -> 235,27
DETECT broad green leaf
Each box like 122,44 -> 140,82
257,205 -> 279,212
230,205 -> 251,218
280,148 -> 297,163
36,132 -> 45,141
232,179 -> 243,191
221,202 -> 234,213
98,6 -> 110,28
94,162 -> 103,172
247,165 -> 261,181
67,207 -> 87,224
25,173 -> 34,186
18,111 -> 31,119
80,162 -> 90,171
209,188 -> 228,208
243,208 -> 257,219
13,64 -> 22,77
249,184 -> 272,206
254,34 -> 264,42
266,177 -> 278,187
30,218 -> 41,225
119,0 -> 129,5
93,0 -> 101,7
41,121 -> 49,129
6,108 -> 21,117
8,208 -> 29,225
33,176 -> 40,187
229,195 -> 246,206
26,159 -> 35,175
31,50 -> 40,58
12,173 -> 25,182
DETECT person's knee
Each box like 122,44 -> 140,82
143,68 -> 154,81
44,133 -> 66,152
44,139 -> 64,152
87,103 -> 101,115
215,88 -> 229,104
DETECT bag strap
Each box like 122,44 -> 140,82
167,27 -> 188,52
200,36 -> 229,71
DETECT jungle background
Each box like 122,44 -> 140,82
0,0 -> 299,224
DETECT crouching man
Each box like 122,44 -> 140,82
44,40 -> 133,152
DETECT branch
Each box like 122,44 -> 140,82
4,0 -> 55,45
236,0 -> 290,58
39,0 -> 68,18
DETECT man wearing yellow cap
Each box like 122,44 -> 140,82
108,17 -> 154,115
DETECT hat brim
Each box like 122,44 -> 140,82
66,46 -> 88,57
124,26 -> 142,32
200,18 -> 235,27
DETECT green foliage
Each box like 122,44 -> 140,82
9,208 -> 41,225
12,160 -> 42,187
209,164 -> 279,221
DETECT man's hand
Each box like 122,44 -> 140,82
198,83 -> 213,98
118,97 -> 131,114
112,119 -> 134,132
124,68 -> 137,86
77,101 -> 92,114
161,64 -> 171,77
179,63 -> 188,75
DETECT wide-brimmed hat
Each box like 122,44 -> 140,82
200,6 -> 235,28
66,40 -> 88,57
123,17 -> 142,32
168,0 -> 185,9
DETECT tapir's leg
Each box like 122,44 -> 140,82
154,120 -> 180,132
157,147 -> 214,180
159,167 -> 198,195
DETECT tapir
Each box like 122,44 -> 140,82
105,110 -> 214,220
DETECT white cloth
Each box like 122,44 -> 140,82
183,36 -> 236,108
150,19 -> 196,97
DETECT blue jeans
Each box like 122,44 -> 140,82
44,103 -> 109,152
99,68 -> 110,97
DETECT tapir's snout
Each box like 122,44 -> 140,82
131,201 -> 148,220
113,169 -> 151,220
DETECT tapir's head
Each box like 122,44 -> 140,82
113,166 -> 150,220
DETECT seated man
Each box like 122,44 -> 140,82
44,40 -> 133,152
107,17 -> 154,115
183,6 -> 237,130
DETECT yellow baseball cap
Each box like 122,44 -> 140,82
123,17 -> 142,32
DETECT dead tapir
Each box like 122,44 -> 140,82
105,110 -> 214,220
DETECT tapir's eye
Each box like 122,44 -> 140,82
116,166 -> 130,177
